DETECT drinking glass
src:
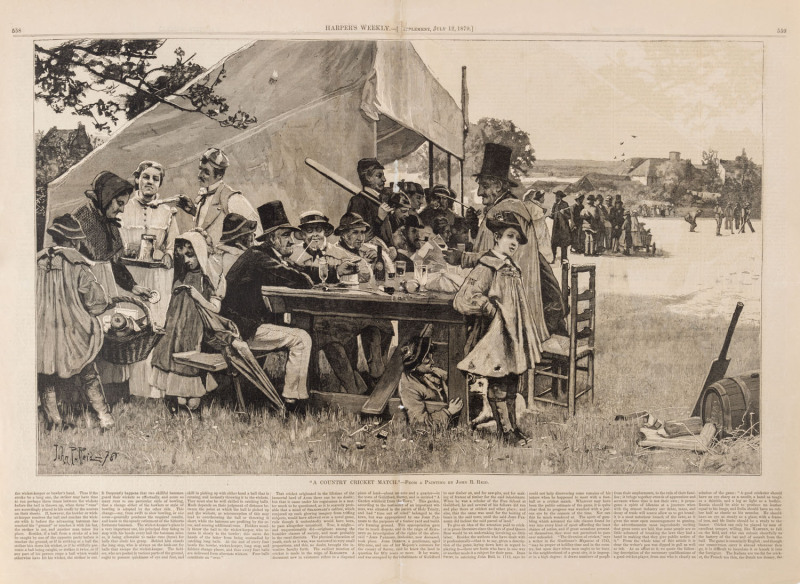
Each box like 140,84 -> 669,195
384,271 -> 396,294
417,264 -> 429,290
317,258 -> 329,283
395,261 -> 407,277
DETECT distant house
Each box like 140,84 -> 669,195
36,123 -> 93,188
623,151 -> 696,187
567,172 -> 632,193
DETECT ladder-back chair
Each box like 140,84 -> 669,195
533,261 -> 596,415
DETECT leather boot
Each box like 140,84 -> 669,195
81,364 -> 114,430
506,392 -> 530,445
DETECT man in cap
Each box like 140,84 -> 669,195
347,158 -> 393,236
570,194 -> 586,254
176,147 -> 262,247
398,335 -> 463,431
581,194 -> 600,256
378,191 -> 415,247
419,184 -> 457,228
738,201 -> 755,233
221,201 -> 313,406
713,199 -> 724,236
549,190 -> 571,263
308,212 -> 393,394
37,214 -> 115,431
291,210 -> 367,284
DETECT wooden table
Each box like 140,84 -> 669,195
261,285 -> 468,426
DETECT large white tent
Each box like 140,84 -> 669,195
47,40 -> 464,230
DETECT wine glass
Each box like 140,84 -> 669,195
417,264 -> 429,290
318,257 -> 329,283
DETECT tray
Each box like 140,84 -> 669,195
119,257 -> 166,268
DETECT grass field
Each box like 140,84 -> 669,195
38,218 -> 761,475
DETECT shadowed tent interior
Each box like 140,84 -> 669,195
46,40 -> 464,230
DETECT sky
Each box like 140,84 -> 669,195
35,39 -> 763,164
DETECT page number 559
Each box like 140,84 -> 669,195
11,27 -> 21,34
777,28 -> 787,33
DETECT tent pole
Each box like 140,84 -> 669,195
428,141 -> 434,189
461,65 -> 468,215
447,153 -> 452,189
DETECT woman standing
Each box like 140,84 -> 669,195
119,161 -> 178,398
453,211 -> 539,447
70,171 -> 153,397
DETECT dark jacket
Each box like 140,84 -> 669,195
346,191 -> 382,236
221,244 -> 313,341
549,199 -> 571,247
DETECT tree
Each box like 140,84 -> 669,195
702,148 -> 722,187
35,40 -> 256,133
464,118 -> 536,184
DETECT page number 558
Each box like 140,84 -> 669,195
777,28 -> 787,33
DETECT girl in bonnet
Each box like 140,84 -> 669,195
150,229 -> 225,413
453,211 -> 540,447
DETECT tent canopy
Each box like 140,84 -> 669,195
47,40 -> 464,229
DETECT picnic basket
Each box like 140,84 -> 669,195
100,296 -> 165,364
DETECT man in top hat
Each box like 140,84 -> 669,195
37,214 -> 115,431
398,335 -> 463,431
346,158 -> 393,236
291,210 -> 367,284
221,201 -> 313,405
215,213 -> 258,279
445,143 -> 558,341
549,190 -> 571,263
176,147 -> 261,248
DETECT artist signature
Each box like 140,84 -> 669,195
52,444 -> 119,466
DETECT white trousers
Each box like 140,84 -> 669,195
252,324 -> 312,400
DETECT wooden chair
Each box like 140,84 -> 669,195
533,261 -> 596,415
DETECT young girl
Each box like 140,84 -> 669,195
453,211 -> 540,446
150,230 -> 225,413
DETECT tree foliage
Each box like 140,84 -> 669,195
464,118 -> 536,183
35,39 -> 257,133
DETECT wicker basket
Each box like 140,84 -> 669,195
100,296 -> 165,365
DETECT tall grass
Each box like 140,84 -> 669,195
39,293 -> 760,475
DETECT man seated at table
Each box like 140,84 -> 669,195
378,191 -> 414,247
216,213 -> 258,279
221,201 -> 313,406
309,212 -> 393,394
391,214 -> 424,273
290,209 -> 365,284
419,184 -> 458,228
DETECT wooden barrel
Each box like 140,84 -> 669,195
701,371 -> 760,436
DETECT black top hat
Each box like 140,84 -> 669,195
485,210 -> 528,245
334,212 -> 371,236
220,213 -> 258,245
47,214 -> 86,241
298,210 -> 334,236
357,158 -> 384,176
255,201 -> 299,241
473,143 -> 518,188
400,336 -> 435,370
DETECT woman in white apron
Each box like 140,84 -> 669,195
119,161 -> 178,398
71,171 -> 154,400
